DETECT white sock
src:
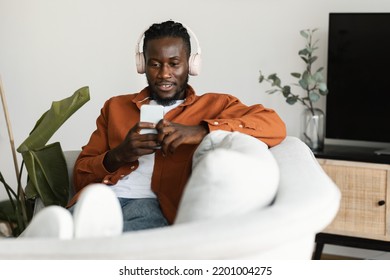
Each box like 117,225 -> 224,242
20,205 -> 73,239
72,184 -> 123,238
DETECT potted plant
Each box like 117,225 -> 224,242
0,84 -> 90,237
258,28 -> 328,151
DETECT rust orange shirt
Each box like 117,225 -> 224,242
69,85 -> 286,223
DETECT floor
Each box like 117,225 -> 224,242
321,244 -> 390,260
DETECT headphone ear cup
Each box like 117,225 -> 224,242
189,53 -> 201,76
135,52 -> 145,74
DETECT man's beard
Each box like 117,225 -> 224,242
148,77 -> 189,106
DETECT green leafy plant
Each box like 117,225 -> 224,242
0,170 -> 27,236
0,86 -> 90,236
258,29 -> 329,115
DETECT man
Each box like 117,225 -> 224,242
68,20 -> 286,232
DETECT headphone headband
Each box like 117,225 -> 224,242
135,23 -> 202,76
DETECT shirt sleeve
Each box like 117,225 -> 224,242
72,98 -> 136,193
202,94 -> 286,147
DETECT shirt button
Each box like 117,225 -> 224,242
213,121 -> 219,125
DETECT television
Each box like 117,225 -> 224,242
326,13 -> 390,153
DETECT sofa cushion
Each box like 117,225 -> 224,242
174,130 -> 280,224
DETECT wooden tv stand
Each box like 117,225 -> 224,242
312,144 -> 390,259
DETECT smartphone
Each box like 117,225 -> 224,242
140,104 -> 164,134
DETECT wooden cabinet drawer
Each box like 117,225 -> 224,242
318,159 -> 388,239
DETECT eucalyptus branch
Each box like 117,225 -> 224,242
259,29 -> 328,114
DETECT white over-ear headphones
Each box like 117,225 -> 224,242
135,24 -> 202,76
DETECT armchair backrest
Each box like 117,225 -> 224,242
63,150 -> 81,201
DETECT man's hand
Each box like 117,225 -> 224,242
103,122 -> 161,172
156,119 -> 209,156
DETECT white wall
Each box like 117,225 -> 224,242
1,0 -> 390,192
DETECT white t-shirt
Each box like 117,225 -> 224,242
111,100 -> 184,199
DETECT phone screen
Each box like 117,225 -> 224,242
140,105 -> 164,134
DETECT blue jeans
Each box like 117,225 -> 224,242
68,197 -> 169,232
118,198 -> 169,232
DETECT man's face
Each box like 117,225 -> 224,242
144,37 -> 189,105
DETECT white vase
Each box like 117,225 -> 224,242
300,108 -> 325,151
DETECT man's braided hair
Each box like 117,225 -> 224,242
143,20 -> 191,59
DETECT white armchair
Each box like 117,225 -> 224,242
0,136 -> 340,259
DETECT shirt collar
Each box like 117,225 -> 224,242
133,84 -> 197,108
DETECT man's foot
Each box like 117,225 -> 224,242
72,184 -> 123,238
20,205 -> 74,239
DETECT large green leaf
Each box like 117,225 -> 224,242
17,86 -> 90,207
17,86 -> 90,153
23,142 -> 69,206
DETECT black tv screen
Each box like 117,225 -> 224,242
326,13 -> 390,144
